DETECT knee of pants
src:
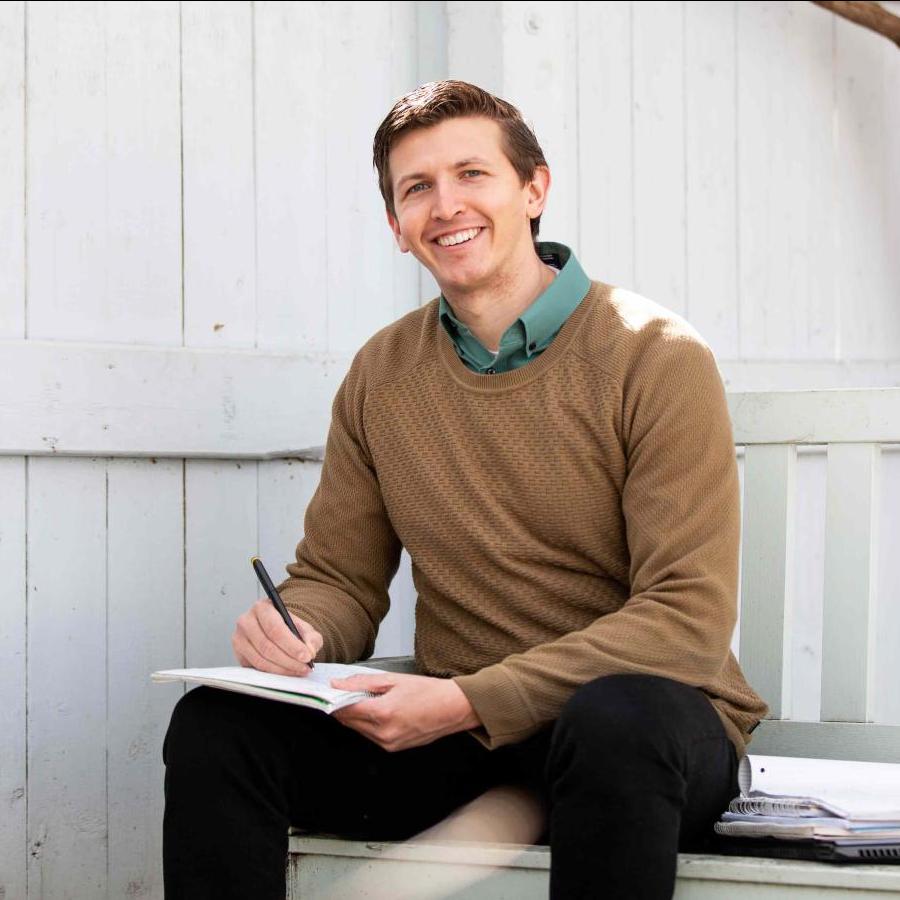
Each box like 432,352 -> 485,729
162,686 -> 241,768
549,674 -> 687,767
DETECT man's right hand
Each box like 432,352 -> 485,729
231,599 -> 324,676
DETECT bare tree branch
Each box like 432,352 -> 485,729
811,1 -> 900,48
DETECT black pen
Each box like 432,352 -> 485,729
250,556 -> 315,669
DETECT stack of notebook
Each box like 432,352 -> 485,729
713,755 -> 900,863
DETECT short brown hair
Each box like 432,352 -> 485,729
373,80 -> 548,241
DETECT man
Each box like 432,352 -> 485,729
163,80 -> 768,899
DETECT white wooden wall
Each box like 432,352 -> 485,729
1,2 -> 898,898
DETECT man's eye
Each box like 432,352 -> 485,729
407,182 -> 427,195
464,170 -> 483,178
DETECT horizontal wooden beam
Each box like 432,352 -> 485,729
728,388 -> 900,444
0,340 -> 347,459
2,340 -> 900,457
750,720 -> 900,764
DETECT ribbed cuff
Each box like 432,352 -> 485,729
279,585 -> 354,663
453,665 -> 539,750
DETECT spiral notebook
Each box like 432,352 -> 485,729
713,755 -> 900,864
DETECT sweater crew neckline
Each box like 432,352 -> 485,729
436,281 -> 601,393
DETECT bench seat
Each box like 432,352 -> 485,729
287,835 -> 900,899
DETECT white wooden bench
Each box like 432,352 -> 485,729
287,388 -> 900,898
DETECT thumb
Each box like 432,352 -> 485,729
331,674 -> 395,694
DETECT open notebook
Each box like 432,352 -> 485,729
151,662 -> 386,714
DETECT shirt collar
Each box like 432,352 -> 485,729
438,241 -> 590,364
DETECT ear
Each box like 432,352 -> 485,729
526,165 -> 551,221
386,208 -> 410,253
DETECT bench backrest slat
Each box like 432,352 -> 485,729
739,444 -> 797,720
821,443 -> 881,723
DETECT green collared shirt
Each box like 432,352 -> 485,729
438,241 -> 591,375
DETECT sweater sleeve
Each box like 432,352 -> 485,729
275,353 -> 403,663
453,332 -> 741,749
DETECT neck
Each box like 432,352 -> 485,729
442,243 -> 555,351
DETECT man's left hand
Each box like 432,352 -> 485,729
331,672 -> 481,752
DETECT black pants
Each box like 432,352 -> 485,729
163,673 -> 739,899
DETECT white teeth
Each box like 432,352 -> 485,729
436,227 -> 481,247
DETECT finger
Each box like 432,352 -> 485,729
254,601 -> 317,666
289,614 -> 324,658
239,606 -> 312,674
240,641 -> 313,677
331,674 -> 395,693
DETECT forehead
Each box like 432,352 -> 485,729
389,116 -> 508,184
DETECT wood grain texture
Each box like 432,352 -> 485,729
728,388 -> 900,444
184,460 -> 258,668
821,444 -> 880,722
0,339 -> 347,458
254,1 -> 328,353
0,2 -> 24,340
739,444 -> 797,719
575,1 -> 635,290
0,457 -> 26,900
790,447 -> 826,723
736,1 -> 836,360
26,1 -> 181,344
500,1 -> 579,246
27,457 -> 107,898
685,1 -> 738,358
874,447 -> 900,725
632,0 -> 686,315
106,458 -> 183,899
182,1 -> 256,349
835,16 -> 900,360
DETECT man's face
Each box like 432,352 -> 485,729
386,116 -> 548,295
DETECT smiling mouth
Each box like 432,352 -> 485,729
433,227 -> 484,248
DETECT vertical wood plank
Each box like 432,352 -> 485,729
107,458 -> 184,900
736,1 -> 835,360
791,446 -> 826,722
414,0 -> 444,306
185,460 -> 258,667
257,459 -> 320,578
739,444 -> 796,719
684,1 -> 738,356
886,28 -> 900,353
732,449 -> 744,660
446,1 -> 503,96
821,444 -> 880,722
323,2 -> 418,357
254,1 -> 328,353
182,0 -> 256,348
632,0 -> 685,314
416,0 -> 448,87
835,17 -> 899,360
500,1 -> 579,247
575,0 -> 634,288
388,1 -> 423,320
26,1 -> 182,344
27,457 -> 107,898
0,457 -> 26,900
0,2 -> 24,339
874,447 -> 900,724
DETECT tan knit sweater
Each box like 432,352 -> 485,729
277,281 -> 769,757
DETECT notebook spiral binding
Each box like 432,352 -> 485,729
731,797 -> 830,817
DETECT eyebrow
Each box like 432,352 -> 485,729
395,157 -> 491,191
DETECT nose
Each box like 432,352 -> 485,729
429,179 -> 465,222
